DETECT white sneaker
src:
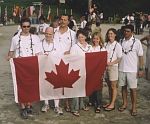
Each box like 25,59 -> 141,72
54,107 -> 63,115
41,104 -> 49,112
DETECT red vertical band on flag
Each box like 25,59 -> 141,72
13,56 -> 40,103
85,51 -> 107,96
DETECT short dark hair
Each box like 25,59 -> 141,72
76,29 -> 88,38
20,17 -> 31,26
124,24 -> 134,32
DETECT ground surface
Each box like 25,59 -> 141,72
0,24 -> 150,124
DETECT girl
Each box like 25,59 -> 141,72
70,29 -> 92,116
90,32 -> 106,113
103,28 -> 122,111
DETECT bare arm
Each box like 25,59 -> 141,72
7,51 -> 15,61
107,58 -> 121,66
140,36 -> 148,47
138,56 -> 144,77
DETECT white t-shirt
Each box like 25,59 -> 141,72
80,20 -> 87,29
37,23 -> 49,33
104,41 -> 122,66
39,39 -> 60,55
70,42 -> 92,55
37,23 -> 50,40
91,46 -> 106,52
119,36 -> 143,72
10,34 -> 41,57
53,27 -> 76,55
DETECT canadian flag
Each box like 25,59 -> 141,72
10,52 -> 107,103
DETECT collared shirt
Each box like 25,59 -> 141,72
91,46 -> 106,52
119,36 -> 143,72
70,42 -> 92,55
53,27 -> 76,55
104,41 -> 122,66
10,34 -> 41,57
40,39 -> 59,55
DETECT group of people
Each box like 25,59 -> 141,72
7,14 -> 145,119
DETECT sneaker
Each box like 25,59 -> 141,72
26,107 -> 33,114
20,108 -> 28,119
41,104 -> 49,112
54,107 -> 63,115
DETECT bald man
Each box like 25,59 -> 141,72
40,27 -> 63,114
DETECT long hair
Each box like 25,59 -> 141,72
92,32 -> 104,47
105,28 -> 118,42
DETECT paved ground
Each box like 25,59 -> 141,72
0,24 -> 150,124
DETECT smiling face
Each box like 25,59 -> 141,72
107,30 -> 116,43
92,35 -> 101,46
77,33 -> 87,44
21,22 -> 31,34
44,27 -> 54,41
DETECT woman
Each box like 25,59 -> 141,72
140,34 -> 150,80
103,28 -> 122,111
90,32 -> 106,113
70,29 -> 92,116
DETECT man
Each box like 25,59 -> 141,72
7,18 -> 41,119
40,27 -> 58,112
53,14 -> 76,114
118,24 -> 144,116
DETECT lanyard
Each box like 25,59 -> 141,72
105,42 -> 117,62
18,34 -> 33,57
121,36 -> 136,55
42,39 -> 54,53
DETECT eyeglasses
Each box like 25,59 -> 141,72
22,25 -> 30,28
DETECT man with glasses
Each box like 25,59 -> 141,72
118,24 -> 144,116
7,18 -> 41,119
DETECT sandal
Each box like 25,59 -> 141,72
131,110 -> 137,116
72,111 -> 80,117
118,106 -> 127,112
82,107 -> 89,111
95,107 -> 101,113
65,107 -> 71,112
102,103 -> 109,108
104,106 -> 115,111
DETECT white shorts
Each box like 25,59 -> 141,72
118,72 -> 137,88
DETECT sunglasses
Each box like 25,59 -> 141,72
22,25 -> 30,28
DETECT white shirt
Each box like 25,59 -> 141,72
37,23 -> 49,33
104,41 -> 122,66
10,34 -> 41,57
119,36 -> 143,72
37,23 -> 50,40
80,20 -> 87,29
70,42 -> 92,55
39,39 -> 60,55
53,27 -> 76,55
91,46 -> 106,52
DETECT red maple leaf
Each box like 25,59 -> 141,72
45,59 -> 80,91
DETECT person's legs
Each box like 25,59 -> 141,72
130,88 -> 137,114
105,81 -> 117,110
41,100 -> 49,112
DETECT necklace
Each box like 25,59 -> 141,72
42,39 -> 54,53
121,36 -> 135,55
105,42 -> 117,62
18,34 -> 33,57
77,43 -> 91,52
